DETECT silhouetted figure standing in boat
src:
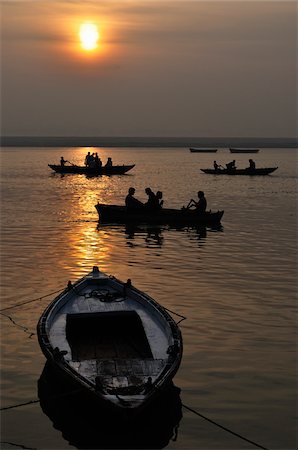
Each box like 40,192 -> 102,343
248,159 -> 256,170
125,187 -> 144,209
105,157 -> 113,168
94,153 -> 102,169
186,191 -> 207,213
60,157 -> 66,167
85,152 -> 92,167
226,160 -> 236,172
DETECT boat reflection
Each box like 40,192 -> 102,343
96,223 -> 223,248
125,225 -> 164,247
38,362 -> 183,449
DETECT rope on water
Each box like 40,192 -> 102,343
0,441 -> 37,450
182,403 -> 269,450
0,399 -> 40,411
0,312 -> 35,338
0,287 -> 66,312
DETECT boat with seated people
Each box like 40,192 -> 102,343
201,167 -> 277,176
95,203 -> 224,226
48,164 -> 135,175
37,266 -> 183,413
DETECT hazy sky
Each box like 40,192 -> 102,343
1,1 -> 297,137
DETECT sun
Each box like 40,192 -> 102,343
79,23 -> 99,51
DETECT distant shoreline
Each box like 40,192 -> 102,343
0,136 -> 297,148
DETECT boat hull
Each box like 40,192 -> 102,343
190,147 -> 218,153
37,268 -> 183,413
201,167 -> 278,176
229,148 -> 260,153
95,204 -> 224,225
48,164 -> 135,175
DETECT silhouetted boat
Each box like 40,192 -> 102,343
229,148 -> 260,153
48,164 -> 135,175
95,203 -> 224,225
38,362 -> 183,449
201,167 -> 278,175
190,147 -> 218,153
37,266 -> 183,414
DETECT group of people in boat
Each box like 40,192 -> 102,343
125,187 -> 164,211
59,154 -> 113,169
213,159 -> 256,172
125,187 -> 207,213
84,152 -> 113,169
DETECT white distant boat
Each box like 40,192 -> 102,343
37,267 -> 183,414
229,148 -> 260,153
189,147 -> 218,153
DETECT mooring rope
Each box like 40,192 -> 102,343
163,306 -> 187,324
0,312 -> 35,338
0,441 -> 37,450
182,403 -> 268,450
1,395 -> 268,450
0,287 -> 66,313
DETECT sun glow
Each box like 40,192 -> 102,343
79,23 -> 99,51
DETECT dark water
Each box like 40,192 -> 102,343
0,147 -> 297,449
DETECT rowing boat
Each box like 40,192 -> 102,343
201,167 -> 278,176
190,147 -> 218,153
229,148 -> 260,153
95,203 -> 224,225
48,164 -> 135,175
37,267 -> 183,413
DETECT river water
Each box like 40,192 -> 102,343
0,147 -> 297,449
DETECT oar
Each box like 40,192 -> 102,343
65,160 -> 77,167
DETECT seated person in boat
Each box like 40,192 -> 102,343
248,159 -> 256,170
125,187 -> 144,209
144,187 -> 163,210
156,191 -> 164,209
186,191 -> 207,213
213,160 -> 223,171
226,160 -> 236,171
105,157 -> 113,167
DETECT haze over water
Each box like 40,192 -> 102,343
0,147 -> 296,449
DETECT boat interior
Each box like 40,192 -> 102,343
66,311 -> 164,394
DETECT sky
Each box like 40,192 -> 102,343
1,0 -> 297,138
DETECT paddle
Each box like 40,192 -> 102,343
65,160 -> 77,167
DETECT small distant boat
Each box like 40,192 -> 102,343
229,148 -> 260,153
190,147 -> 218,153
48,164 -> 135,175
95,203 -> 224,226
201,167 -> 278,176
37,267 -> 183,413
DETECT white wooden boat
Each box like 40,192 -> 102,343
37,267 -> 183,413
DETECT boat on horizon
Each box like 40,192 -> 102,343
95,203 -> 224,226
37,266 -> 183,414
229,148 -> 260,153
189,147 -> 218,153
48,164 -> 135,175
201,167 -> 278,176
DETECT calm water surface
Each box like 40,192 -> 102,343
0,147 -> 297,449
